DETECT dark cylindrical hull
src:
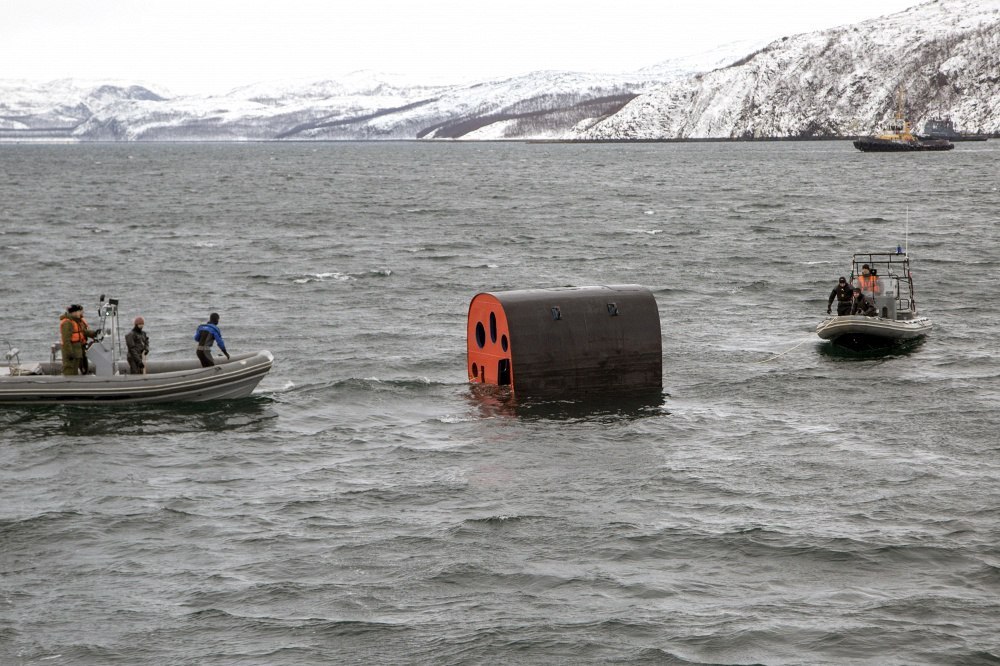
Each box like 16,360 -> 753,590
924,135 -> 989,142
467,285 -> 662,400
853,137 -> 955,152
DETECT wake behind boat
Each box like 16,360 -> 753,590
1,297 -> 273,405
817,251 -> 932,351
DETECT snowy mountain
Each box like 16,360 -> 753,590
2,0 -> 998,142
0,79 -> 167,137
577,0 -> 1000,139
0,46 -> 747,142
0,72 -> 668,142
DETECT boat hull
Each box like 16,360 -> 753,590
0,350 -> 273,405
923,135 -> 989,142
816,316 -> 931,351
853,137 -> 954,152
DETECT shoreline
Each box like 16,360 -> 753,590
0,135 -> 993,145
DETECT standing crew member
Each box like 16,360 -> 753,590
856,264 -> 880,295
194,312 -> 230,367
827,276 -> 853,316
869,268 -> 881,295
59,304 -> 98,376
125,316 -> 150,374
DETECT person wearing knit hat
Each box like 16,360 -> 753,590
59,304 -> 98,376
850,286 -> 877,317
827,276 -> 853,316
125,316 -> 149,374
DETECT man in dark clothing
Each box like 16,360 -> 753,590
827,276 -> 853,315
125,316 -> 149,374
850,287 -> 877,316
194,312 -> 230,367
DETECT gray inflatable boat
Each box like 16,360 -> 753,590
1,297 -> 273,405
816,250 -> 932,351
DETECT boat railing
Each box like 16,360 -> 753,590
847,274 -> 918,320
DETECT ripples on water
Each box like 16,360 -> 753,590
1,142 -> 999,664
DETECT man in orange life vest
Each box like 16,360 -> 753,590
856,264 -> 880,295
59,304 -> 99,376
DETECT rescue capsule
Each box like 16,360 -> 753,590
467,285 -> 662,399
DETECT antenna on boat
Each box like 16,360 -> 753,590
905,206 -> 909,255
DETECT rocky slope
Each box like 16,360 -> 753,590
576,0 -> 1000,139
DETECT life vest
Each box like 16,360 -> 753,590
857,274 -> 879,293
63,317 -> 90,344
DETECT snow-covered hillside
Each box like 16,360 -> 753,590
2,1 -> 998,141
0,80 -> 167,135
577,0 -> 1000,139
0,46 -> 747,141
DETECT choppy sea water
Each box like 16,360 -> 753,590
1,141 -> 999,665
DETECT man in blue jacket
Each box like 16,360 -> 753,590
194,312 -> 231,367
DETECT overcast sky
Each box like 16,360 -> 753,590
4,0 -> 922,94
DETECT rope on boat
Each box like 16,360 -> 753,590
754,317 -> 835,364
753,336 -> 815,363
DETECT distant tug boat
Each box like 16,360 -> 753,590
853,118 -> 954,152
817,251 -> 932,351
853,90 -> 954,152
